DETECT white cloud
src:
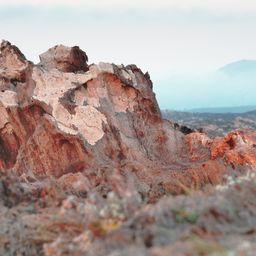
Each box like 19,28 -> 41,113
0,0 -> 256,13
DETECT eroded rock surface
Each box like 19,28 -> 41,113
39,44 -> 89,72
0,40 -> 256,197
0,40 -> 256,255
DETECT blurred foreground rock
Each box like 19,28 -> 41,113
0,40 -> 256,255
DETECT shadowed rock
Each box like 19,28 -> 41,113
39,44 -> 89,72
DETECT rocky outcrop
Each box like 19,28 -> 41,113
39,44 -> 89,73
0,40 -> 256,256
0,40 -> 256,200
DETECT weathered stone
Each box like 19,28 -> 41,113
0,40 -> 255,198
39,45 -> 89,72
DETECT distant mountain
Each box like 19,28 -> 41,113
218,60 -> 256,76
187,105 -> 256,114
155,59 -> 256,110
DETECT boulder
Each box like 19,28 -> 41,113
39,44 -> 89,72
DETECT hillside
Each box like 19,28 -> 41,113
162,110 -> 256,137
187,105 -> 256,114
155,59 -> 256,110
218,59 -> 256,76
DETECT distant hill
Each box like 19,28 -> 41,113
162,109 -> 256,137
246,110 -> 256,115
218,60 -> 256,76
187,105 -> 256,114
155,59 -> 256,111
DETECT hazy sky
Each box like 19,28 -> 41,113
2,0 -> 256,10
1,0 -> 256,109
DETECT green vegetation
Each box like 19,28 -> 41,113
172,208 -> 199,224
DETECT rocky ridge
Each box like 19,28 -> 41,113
0,41 -> 256,255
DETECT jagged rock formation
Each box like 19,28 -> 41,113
0,40 -> 256,256
0,40 -> 256,201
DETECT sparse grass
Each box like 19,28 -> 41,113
172,208 -> 199,224
174,180 -> 200,195
187,235 -> 227,256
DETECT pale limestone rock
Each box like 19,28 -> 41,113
0,90 -> 18,107
53,104 -> 107,145
39,44 -> 89,72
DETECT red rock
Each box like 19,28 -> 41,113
1,41 -> 256,256
0,40 -> 255,200
210,129 -> 256,166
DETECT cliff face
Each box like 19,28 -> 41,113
0,40 -> 256,200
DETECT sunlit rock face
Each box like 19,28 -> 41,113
1,40 -> 256,256
0,40 -> 256,200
